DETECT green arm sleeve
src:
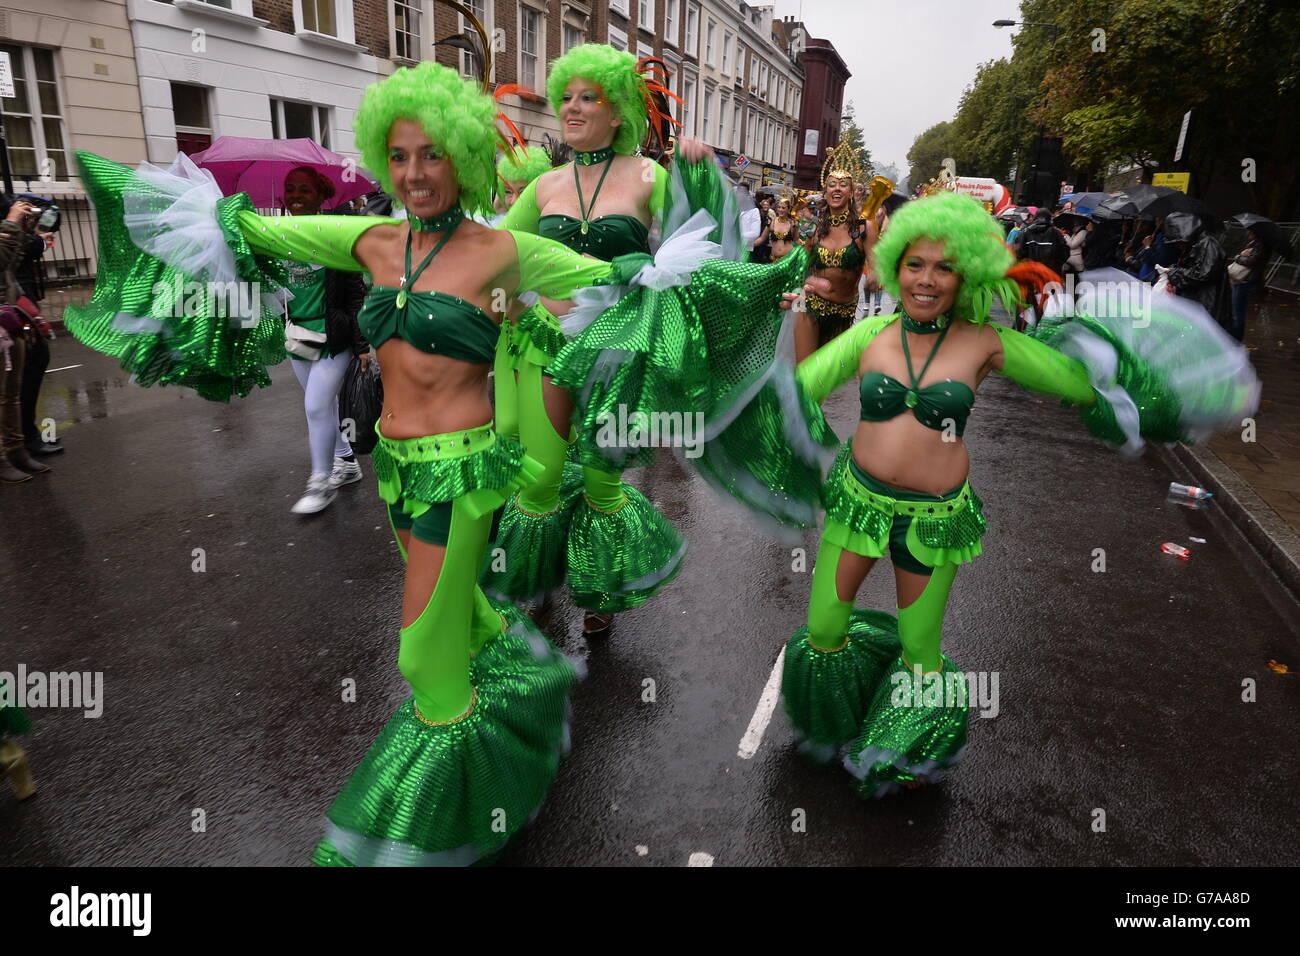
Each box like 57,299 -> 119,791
992,325 -> 1097,405
500,178 -> 542,234
236,211 -> 397,272
795,314 -> 894,405
650,162 -> 669,221
508,229 -> 620,298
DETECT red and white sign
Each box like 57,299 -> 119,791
952,177 -> 1000,202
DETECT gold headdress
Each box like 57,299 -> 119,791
820,138 -> 865,188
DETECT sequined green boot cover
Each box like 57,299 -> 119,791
843,654 -> 969,798
312,602 -> 576,867
783,610 -> 903,762
566,467 -> 687,612
66,151 -> 287,402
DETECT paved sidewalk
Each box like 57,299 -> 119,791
1206,294 -> 1300,535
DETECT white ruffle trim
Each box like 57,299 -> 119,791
1054,326 -> 1144,456
123,152 -> 241,289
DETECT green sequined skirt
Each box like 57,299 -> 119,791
312,603 -> 577,866
843,654 -> 969,798
822,444 -> 987,568
371,424 -> 543,522
781,610 -> 903,762
498,302 -> 568,373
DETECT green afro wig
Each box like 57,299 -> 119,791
353,62 -> 500,216
874,191 -> 1020,324
546,44 -> 647,156
496,146 -> 554,190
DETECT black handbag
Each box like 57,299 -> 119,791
338,356 -> 383,455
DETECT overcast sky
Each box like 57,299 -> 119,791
771,0 -> 1020,180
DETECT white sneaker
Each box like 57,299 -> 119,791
329,456 -> 363,487
291,475 -> 337,514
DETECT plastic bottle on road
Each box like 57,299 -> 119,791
1161,542 -> 1192,560
1169,482 -> 1213,500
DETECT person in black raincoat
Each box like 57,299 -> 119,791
1165,212 -> 1229,326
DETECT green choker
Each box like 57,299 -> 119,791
901,309 -> 951,334
574,146 -> 616,166
407,204 -> 465,233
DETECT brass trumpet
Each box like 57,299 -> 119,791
860,174 -> 895,221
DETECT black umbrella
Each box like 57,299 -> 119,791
1230,212 -> 1273,230
1145,191 -> 1210,221
1054,212 -> 1090,231
1162,211 -> 1203,242
1097,184 -> 1181,219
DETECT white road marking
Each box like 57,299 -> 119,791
46,364 -> 83,372
687,852 -> 714,867
737,646 -> 785,759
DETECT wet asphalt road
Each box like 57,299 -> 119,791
3,335 -> 1298,867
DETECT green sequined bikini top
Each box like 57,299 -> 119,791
537,214 -> 651,259
814,239 -> 866,272
858,319 -> 975,435
357,288 -> 499,364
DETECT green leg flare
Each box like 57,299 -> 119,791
566,465 -> 687,613
481,364 -> 581,602
843,563 -> 969,797
313,496 -> 576,866
781,538 -> 901,762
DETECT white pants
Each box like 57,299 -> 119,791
291,351 -> 353,477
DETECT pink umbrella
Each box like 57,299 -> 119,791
188,136 -> 379,210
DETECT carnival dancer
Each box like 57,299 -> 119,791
768,191 -> 1259,797
485,44 -> 743,635
279,166 -> 371,515
769,194 -> 799,262
493,145 -> 554,218
66,62 -> 681,865
793,141 -> 879,363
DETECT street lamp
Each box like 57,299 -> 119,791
994,19 -> 1060,205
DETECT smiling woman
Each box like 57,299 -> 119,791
63,61 -> 665,866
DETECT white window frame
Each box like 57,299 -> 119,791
390,0 -> 424,63
680,69 -> 697,138
608,24 -> 629,50
721,32 -> 732,74
610,0 -> 629,15
732,102 -> 741,152
294,0 -> 357,45
518,3 -> 546,92
562,22 -> 583,53
454,0 -> 494,80
684,3 -> 699,58
718,90 -> 729,147
638,0 -> 655,29
0,43 -> 70,183
701,84 -> 714,145
271,97 -> 332,149
704,19 -> 716,66
758,61 -> 767,98
746,108 -> 755,154
665,0 -> 678,46
174,0 -> 266,24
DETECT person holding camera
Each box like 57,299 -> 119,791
1,198 -> 49,483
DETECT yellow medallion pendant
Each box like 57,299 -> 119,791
396,289 -> 407,309
580,220 -> 589,236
